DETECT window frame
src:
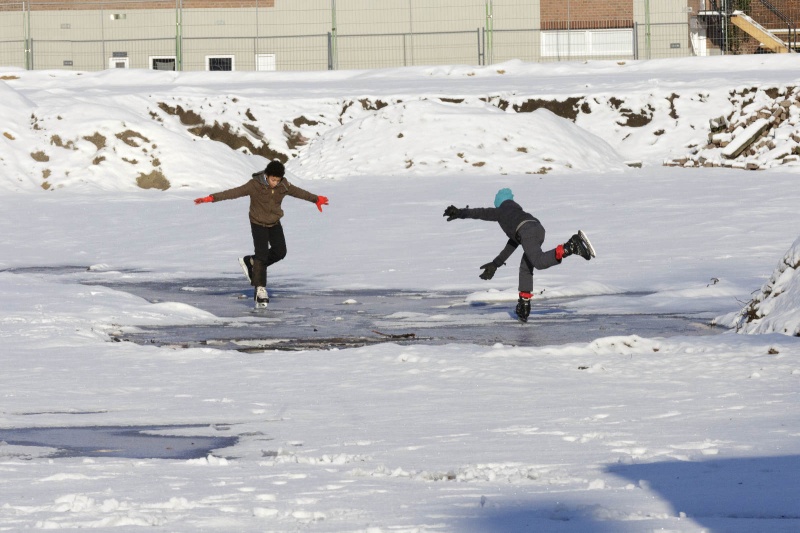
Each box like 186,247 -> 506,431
205,55 -> 235,71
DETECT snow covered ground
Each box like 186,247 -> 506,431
0,55 -> 799,531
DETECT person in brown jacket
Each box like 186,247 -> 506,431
194,160 -> 328,308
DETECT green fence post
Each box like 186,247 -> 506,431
485,0 -> 493,65
644,0 -> 652,59
23,1 -> 31,70
330,0 -> 338,70
175,0 -> 183,71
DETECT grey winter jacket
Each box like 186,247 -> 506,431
458,200 -> 540,266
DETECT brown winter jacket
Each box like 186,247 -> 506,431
211,177 -> 318,227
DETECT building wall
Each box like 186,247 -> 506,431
0,0 -> 701,72
633,0 -> 691,58
0,0 -> 275,10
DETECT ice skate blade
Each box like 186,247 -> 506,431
578,230 -> 596,258
239,257 -> 252,283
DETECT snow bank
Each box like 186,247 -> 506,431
6,55 -> 800,191
290,101 -> 627,178
715,235 -> 800,336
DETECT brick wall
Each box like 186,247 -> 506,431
751,0 -> 800,29
540,0 -> 634,30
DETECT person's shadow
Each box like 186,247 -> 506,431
454,455 -> 800,531
607,455 -> 800,525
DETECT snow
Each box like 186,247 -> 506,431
1,54 -> 799,531
715,235 -> 800,336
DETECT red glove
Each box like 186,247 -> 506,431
194,195 -> 214,205
315,195 -> 329,212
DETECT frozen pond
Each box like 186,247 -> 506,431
0,425 -> 239,460
87,275 -> 720,351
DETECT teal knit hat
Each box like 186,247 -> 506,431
494,188 -> 514,208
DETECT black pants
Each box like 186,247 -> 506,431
517,221 -> 560,293
249,222 -> 287,287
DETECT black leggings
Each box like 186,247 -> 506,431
250,222 -> 287,286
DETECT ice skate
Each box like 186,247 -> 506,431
515,295 -> 531,323
563,230 -> 596,260
254,285 -> 269,309
239,256 -> 254,283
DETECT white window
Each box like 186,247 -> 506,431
541,29 -> 633,57
150,56 -> 176,71
206,55 -> 235,71
256,53 -> 276,71
108,57 -> 129,69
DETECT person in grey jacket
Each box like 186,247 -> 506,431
443,188 -> 594,322
194,160 -> 328,308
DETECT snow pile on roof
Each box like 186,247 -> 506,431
714,235 -> 800,336
290,100 -> 627,178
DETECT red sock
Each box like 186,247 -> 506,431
556,244 -> 565,261
519,291 -> 533,300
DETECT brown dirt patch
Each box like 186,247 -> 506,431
83,132 -> 107,150
284,124 -> 309,149
293,116 -> 319,127
242,123 -> 263,138
501,97 -> 584,121
51,135 -> 76,150
3,132 -> 14,140
157,102 -> 203,126
159,101 -> 286,161
617,104 -> 654,128
189,121 -> 287,162
667,94 -> 680,120
116,130 -> 150,148
359,98 -> 389,111
31,151 -> 49,162
136,170 -> 170,190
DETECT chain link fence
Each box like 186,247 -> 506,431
0,0 -> 794,72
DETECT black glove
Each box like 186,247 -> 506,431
443,205 -> 461,221
479,262 -> 498,280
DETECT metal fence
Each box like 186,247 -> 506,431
0,0 -> 789,72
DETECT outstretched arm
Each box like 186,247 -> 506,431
460,206 -> 499,222
478,239 -> 518,280
493,239 -> 519,266
202,181 -> 254,203
443,205 -> 499,221
286,182 -> 328,211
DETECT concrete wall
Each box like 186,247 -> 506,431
0,0 -> 695,72
634,0 -> 691,59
